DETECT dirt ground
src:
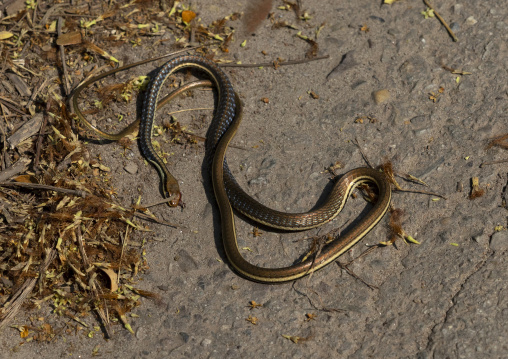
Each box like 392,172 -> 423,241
1,0 -> 508,358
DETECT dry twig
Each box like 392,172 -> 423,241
423,0 -> 458,42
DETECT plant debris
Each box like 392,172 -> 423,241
0,0 -> 330,342
0,108 -> 155,339
469,177 -> 485,200
0,0 -> 258,340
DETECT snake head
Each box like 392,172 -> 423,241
162,176 -> 181,207
166,191 -> 181,207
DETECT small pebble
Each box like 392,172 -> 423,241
136,326 -> 148,340
495,22 -> 507,30
466,16 -> 478,25
309,172 -> 320,180
372,89 -> 391,104
490,231 -> 508,252
249,176 -> 268,185
369,15 -> 385,23
201,338 -> 212,346
472,233 -> 489,246
124,162 -> 138,174
176,249 -> 199,273
452,4 -> 463,14
450,22 -> 460,32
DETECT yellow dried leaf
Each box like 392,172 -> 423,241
20,326 -> 29,338
282,334 -> 301,343
98,164 -> 110,172
47,20 -> 57,32
245,315 -> 258,325
0,31 -> 14,40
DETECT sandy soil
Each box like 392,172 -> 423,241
2,0 -> 508,358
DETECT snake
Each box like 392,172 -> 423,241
72,54 -> 392,283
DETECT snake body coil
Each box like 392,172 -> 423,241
73,55 -> 392,282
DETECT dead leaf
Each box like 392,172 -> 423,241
0,31 -> 14,40
181,10 -> 196,24
56,31 -> 83,46
98,267 -> 119,292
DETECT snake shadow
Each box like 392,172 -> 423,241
199,158 -> 382,270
